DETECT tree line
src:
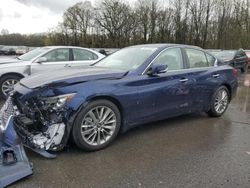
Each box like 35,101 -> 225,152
0,31 -> 46,47
1,0 -> 250,49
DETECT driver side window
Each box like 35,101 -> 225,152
43,49 -> 70,62
153,48 -> 184,71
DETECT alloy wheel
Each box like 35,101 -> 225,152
1,79 -> 18,96
80,106 -> 117,146
214,89 -> 229,114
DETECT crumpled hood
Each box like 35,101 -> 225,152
20,66 -> 127,89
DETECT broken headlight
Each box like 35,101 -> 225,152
42,93 -> 75,111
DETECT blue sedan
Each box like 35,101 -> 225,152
1,44 -> 238,153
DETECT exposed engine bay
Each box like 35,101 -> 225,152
0,92 -> 74,186
2,93 -> 72,152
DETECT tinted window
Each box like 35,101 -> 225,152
73,49 -> 98,61
186,49 -> 208,68
206,54 -> 216,67
43,49 -> 70,62
153,48 -> 183,71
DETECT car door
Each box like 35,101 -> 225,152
30,48 -> 71,74
135,47 -> 194,121
71,48 -> 100,67
184,48 -> 220,111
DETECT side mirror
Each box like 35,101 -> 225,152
147,64 -> 168,75
34,57 -> 47,64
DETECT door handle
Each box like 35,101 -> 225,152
64,64 -> 71,67
179,78 -> 189,83
213,74 -> 220,78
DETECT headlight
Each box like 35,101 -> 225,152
43,93 -> 76,111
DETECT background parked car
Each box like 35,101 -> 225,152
215,49 -> 248,73
0,46 -> 17,55
0,46 -> 105,97
16,46 -> 29,55
244,50 -> 250,68
206,49 -> 222,56
0,46 -> 3,54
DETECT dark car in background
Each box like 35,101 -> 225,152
0,44 -> 238,155
244,50 -> 250,68
15,46 -> 29,55
215,49 -> 248,73
206,49 -> 222,56
0,46 -> 17,55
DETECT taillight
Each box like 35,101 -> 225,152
232,68 -> 238,76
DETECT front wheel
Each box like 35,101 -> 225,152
72,99 -> 121,151
0,75 -> 22,98
208,86 -> 230,117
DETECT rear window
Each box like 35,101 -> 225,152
206,54 -> 216,67
73,49 -> 98,61
186,49 -> 209,68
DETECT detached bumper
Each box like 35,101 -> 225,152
0,116 -> 33,188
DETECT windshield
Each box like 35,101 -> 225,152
216,51 -> 236,59
18,47 -> 50,61
94,46 -> 158,71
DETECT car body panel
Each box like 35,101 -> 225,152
0,116 -> 33,187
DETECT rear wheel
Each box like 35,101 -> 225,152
208,86 -> 230,117
241,64 -> 247,73
0,75 -> 22,98
72,99 -> 121,151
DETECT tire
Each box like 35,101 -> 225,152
208,86 -> 230,117
72,99 -> 121,151
241,64 -> 247,73
0,75 -> 22,99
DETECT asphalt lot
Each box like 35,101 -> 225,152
1,55 -> 250,188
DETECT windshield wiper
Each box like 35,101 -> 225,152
16,57 -> 21,60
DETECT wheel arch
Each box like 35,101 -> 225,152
221,83 -> 232,102
88,95 -> 124,119
0,72 -> 25,80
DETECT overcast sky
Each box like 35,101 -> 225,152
0,0 -> 89,34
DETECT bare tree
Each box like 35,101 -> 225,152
95,0 -> 133,47
43,0 -> 250,49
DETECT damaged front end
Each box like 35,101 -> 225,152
0,92 -> 75,186
12,92 -> 75,153
0,115 -> 33,188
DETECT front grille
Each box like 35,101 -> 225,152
0,97 -> 16,128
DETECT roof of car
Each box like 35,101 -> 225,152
44,46 -> 89,49
129,43 -> 202,49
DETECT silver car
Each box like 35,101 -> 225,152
0,46 -> 105,97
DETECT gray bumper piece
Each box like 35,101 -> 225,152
0,116 -> 33,188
